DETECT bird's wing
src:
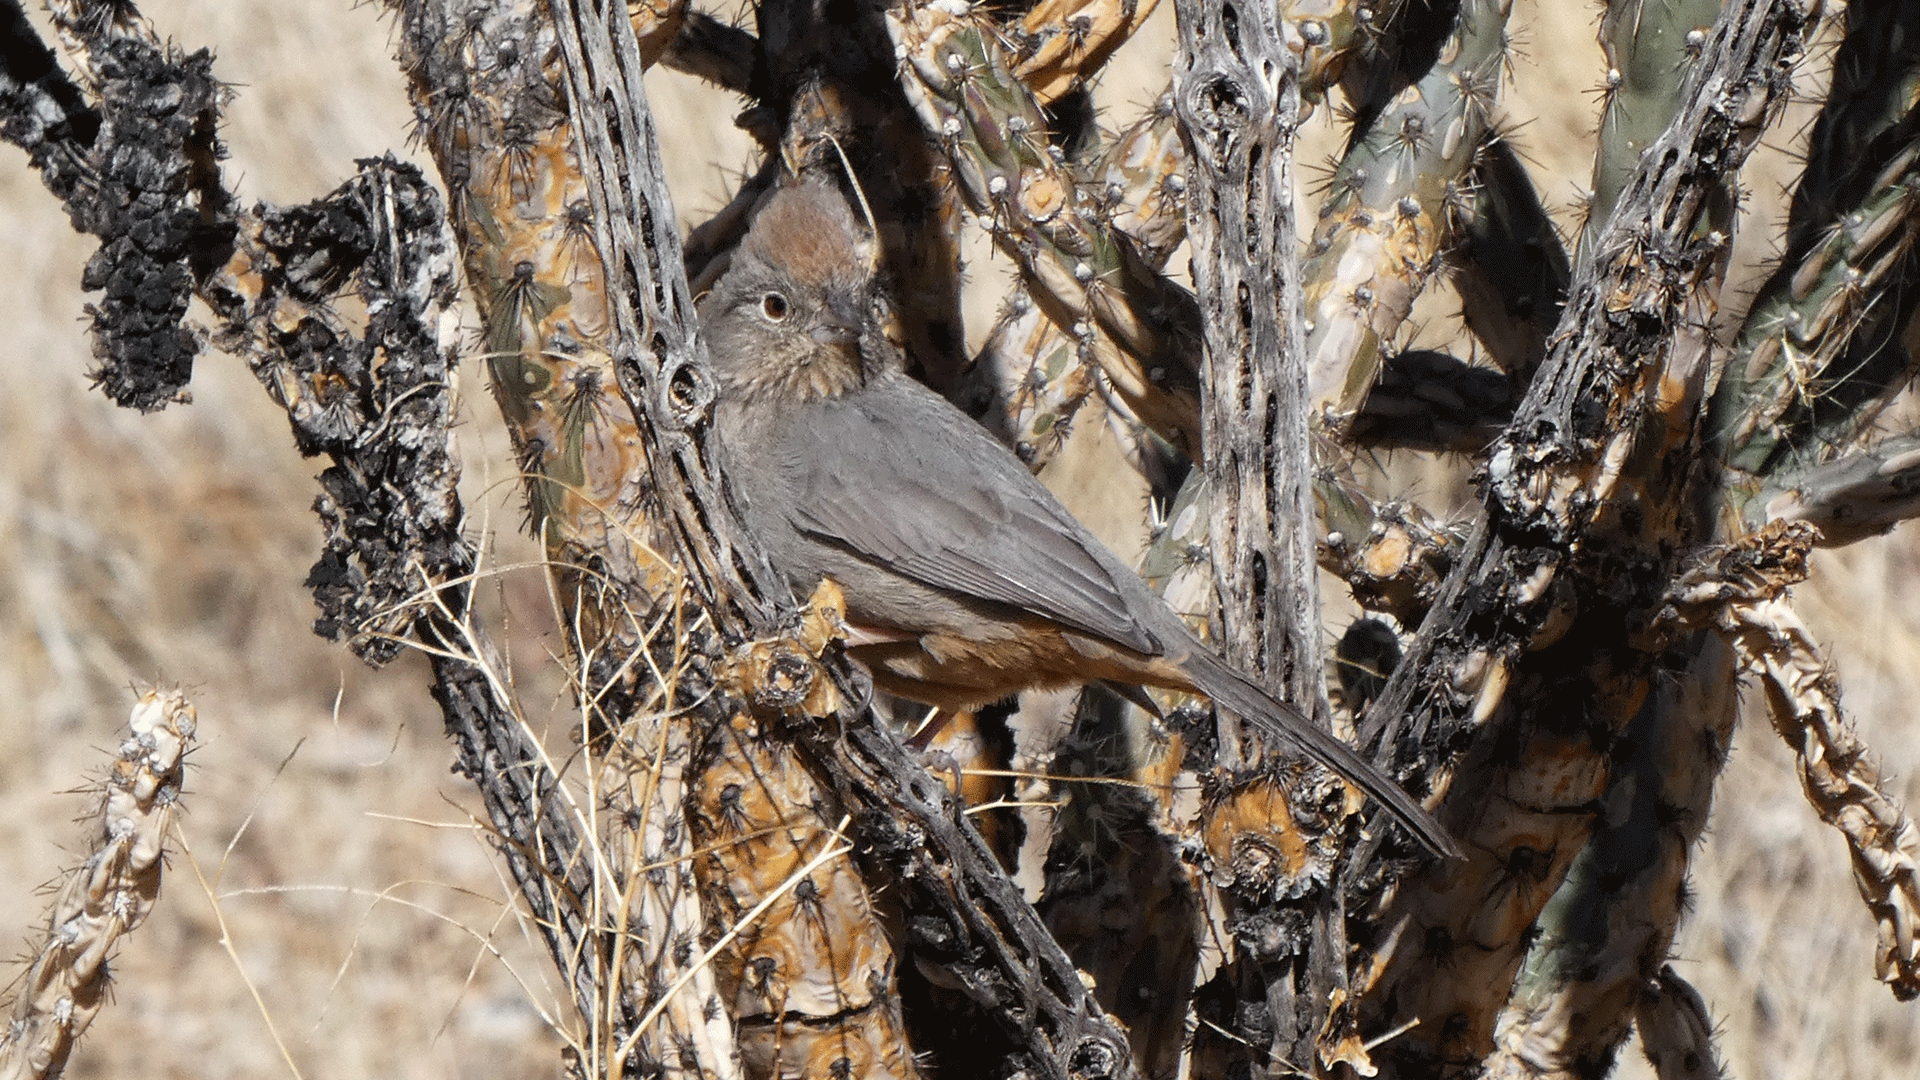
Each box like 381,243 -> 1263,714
785,385 -> 1165,657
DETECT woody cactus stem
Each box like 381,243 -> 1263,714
1487,635 -> 1738,1078
1351,0 -> 1813,1071
1301,0 -> 1512,422
1713,0 -> 1920,496
890,2 -> 1205,456
1173,0 -> 1361,1070
1360,0 -> 1808,820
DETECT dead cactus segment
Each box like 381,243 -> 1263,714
722,581 -> 854,716
1008,0 -> 1161,105
1636,520 -> 1817,645
1633,519 -> 1918,999
229,162 -> 466,664
1726,596 -> 1920,999
2,13 -> 223,411
1632,966 -> 1727,1080
0,689 -> 196,1080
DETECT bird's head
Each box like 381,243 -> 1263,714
699,179 -> 884,404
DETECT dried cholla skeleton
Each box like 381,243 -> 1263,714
2,0 -> 1919,1078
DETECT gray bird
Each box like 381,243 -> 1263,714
700,178 -> 1454,858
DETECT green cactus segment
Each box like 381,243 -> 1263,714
965,95 -> 1190,474
1093,93 -> 1187,261
1138,468 -> 1217,633
1581,0 -> 1725,262
1451,138 -> 1570,383
1348,349 -> 1514,452
1501,636 -> 1737,1075
1714,0 -> 1920,494
1300,0 -> 1512,424
1279,0 -> 1406,111
1752,432 -> 1920,546
890,4 -> 1204,456
969,289 -> 1100,469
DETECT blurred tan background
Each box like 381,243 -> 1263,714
0,1 -> 1912,1077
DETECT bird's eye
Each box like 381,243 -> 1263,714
761,293 -> 790,321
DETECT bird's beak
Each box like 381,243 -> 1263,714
810,315 -> 860,353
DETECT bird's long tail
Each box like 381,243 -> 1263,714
1182,651 -> 1461,860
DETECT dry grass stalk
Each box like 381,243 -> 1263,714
0,688 -> 195,1080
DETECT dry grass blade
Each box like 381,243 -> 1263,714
0,688 -> 195,1080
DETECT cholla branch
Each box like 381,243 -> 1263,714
1713,0 -> 1920,486
1487,635 -> 1737,1078
0,689 -> 196,1080
658,12 -> 757,95
1317,476 -> 1465,627
1301,0 -> 1511,421
0,3 -> 651,1060
890,2 -> 1206,456
1723,597 -> 1920,999
1581,0 -> 1728,261
1450,137 -> 1570,384
1648,521 -> 1920,998
1004,0 -> 1161,105
963,94 -> 1186,473
1351,1 -> 1812,1069
1633,967 -> 1727,1080
1756,431 -> 1920,545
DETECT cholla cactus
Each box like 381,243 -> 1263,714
13,0 -> 1920,1078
